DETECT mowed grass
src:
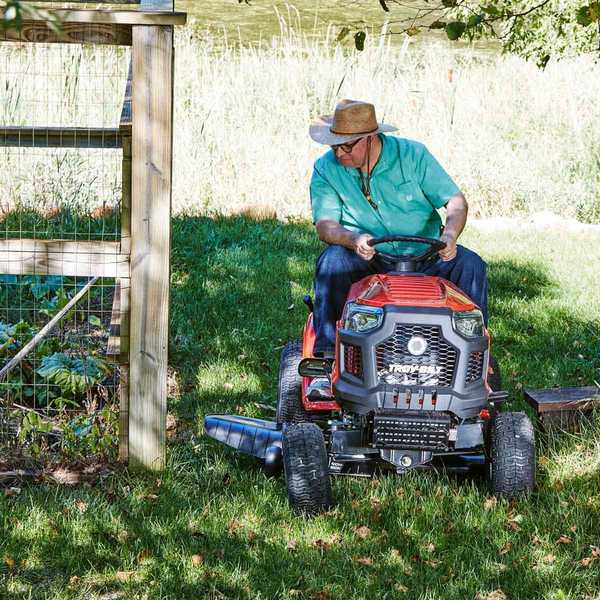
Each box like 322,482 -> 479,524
1,216 -> 600,600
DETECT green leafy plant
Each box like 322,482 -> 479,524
37,352 -> 110,396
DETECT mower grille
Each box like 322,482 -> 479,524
343,343 -> 363,379
376,325 -> 457,387
372,410 -> 452,450
466,351 -> 485,383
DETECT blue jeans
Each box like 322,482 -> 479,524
313,244 -> 488,354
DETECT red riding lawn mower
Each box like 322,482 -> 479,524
205,236 -> 536,514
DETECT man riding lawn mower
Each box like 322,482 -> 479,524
204,100 -> 536,515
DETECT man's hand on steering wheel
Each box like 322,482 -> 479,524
439,232 -> 458,261
352,233 -> 375,261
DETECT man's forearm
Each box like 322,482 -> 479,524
315,219 -> 359,250
443,193 -> 468,241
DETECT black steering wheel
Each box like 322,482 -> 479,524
367,235 -> 446,273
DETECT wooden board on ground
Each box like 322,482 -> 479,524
524,386 -> 599,413
524,386 -> 599,433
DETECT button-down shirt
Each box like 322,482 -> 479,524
310,134 -> 460,255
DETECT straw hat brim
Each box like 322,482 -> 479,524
309,114 -> 398,145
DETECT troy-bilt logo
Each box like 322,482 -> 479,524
386,364 -> 443,376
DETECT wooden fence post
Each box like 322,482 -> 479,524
129,24 -> 173,469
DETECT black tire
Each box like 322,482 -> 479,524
276,340 -> 312,424
488,354 -> 502,392
282,423 -> 332,515
488,412 -> 535,497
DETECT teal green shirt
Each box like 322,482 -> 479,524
310,135 -> 460,255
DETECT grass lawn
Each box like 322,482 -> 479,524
1,216 -> 599,599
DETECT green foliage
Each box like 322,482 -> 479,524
0,275 -> 116,459
445,20 -> 467,39
354,30 -> 366,50
37,352 -> 109,396
39,287 -> 72,319
342,0 -> 600,64
1,0 -> 61,33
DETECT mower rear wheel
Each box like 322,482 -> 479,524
282,422 -> 332,515
488,355 -> 502,391
488,412 -> 535,497
276,340 -> 312,424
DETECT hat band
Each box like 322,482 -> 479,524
329,124 -> 379,135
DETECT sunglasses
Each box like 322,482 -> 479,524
331,137 -> 364,154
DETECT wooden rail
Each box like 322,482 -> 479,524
42,9 -> 185,26
0,127 -> 123,149
0,239 -> 130,278
1,21 -> 132,45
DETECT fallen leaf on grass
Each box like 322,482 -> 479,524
223,383 -> 234,391
286,540 -> 298,551
137,549 -> 152,563
591,546 -> 600,557
542,554 -> 556,564
75,500 -> 88,513
247,531 -> 257,543
354,525 -> 371,539
191,554 -> 204,566
353,556 -> 373,566
424,542 -> 436,553
395,584 -> 409,593
506,513 -> 523,532
48,467 -> 80,485
484,496 -> 497,510
499,542 -> 512,555
424,559 -> 441,568
4,556 -> 15,568
115,571 -> 136,582
556,535 -> 572,544
4,487 -> 21,497
580,557 -> 593,568
531,535 -> 542,546
475,591 -> 507,600
116,530 -> 129,544
570,525 -> 577,533
227,519 -> 242,534
68,575 -> 80,586
313,539 -> 332,551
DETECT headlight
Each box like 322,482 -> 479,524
452,309 -> 484,338
344,303 -> 383,332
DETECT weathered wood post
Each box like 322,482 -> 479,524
128,20 -> 175,470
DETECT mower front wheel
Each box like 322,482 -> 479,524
276,340 -> 312,424
488,412 -> 535,498
283,423 -> 332,515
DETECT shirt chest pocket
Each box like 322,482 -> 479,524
386,180 -> 428,212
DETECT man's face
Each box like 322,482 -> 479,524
331,136 -> 370,168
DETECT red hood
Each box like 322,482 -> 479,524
347,274 -> 476,312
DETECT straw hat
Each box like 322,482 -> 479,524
309,99 -> 397,145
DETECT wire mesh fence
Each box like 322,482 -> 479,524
0,34 -> 130,466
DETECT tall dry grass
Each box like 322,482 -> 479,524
173,25 -> 600,222
1,23 -> 599,222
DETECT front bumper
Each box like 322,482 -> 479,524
337,307 -> 489,418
